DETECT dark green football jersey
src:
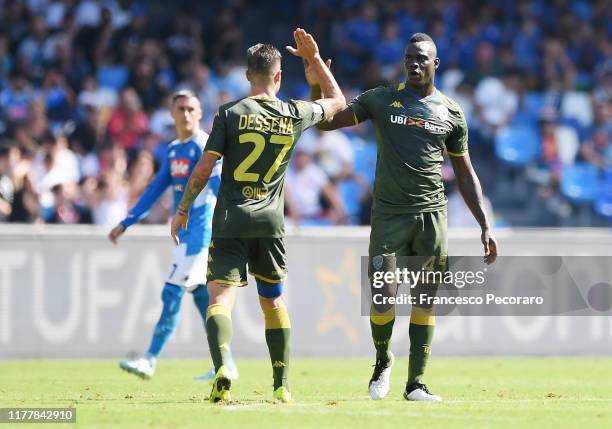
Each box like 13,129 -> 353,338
205,96 -> 324,238
349,83 -> 468,213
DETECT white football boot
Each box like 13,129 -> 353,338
119,357 -> 156,380
403,382 -> 442,402
368,351 -> 395,400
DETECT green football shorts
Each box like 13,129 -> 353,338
368,209 -> 448,311
206,237 -> 287,287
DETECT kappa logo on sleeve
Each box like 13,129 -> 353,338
170,158 -> 190,177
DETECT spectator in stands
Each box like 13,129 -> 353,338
542,38 -> 577,91
0,144 -> 14,221
473,69 -> 519,139
41,68 -> 75,123
129,58 -> 165,113
107,87 -> 148,153
374,21 -> 404,82
91,171 -> 128,226
77,75 -> 116,108
208,8 -> 242,65
0,71 -> 35,123
31,130 -> 79,212
0,33 -> 13,89
336,1 -> 380,77
26,98 -> 49,142
178,63 -> 219,120
97,142 -> 127,176
0,0 -> 608,227
311,127 -> 355,181
463,41 -> 502,88
8,144 -> 40,223
69,103 -> 106,156
285,147 -> 346,226
46,182 -> 92,224
17,14 -> 48,71
148,93 -> 175,145
581,128 -> 611,170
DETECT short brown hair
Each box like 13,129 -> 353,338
171,89 -> 199,104
246,43 -> 281,76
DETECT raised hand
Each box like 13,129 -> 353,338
286,28 -> 320,60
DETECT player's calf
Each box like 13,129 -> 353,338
191,284 -> 239,383
258,280 -> 292,399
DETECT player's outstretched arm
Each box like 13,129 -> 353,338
449,153 -> 498,264
110,160 -> 172,244
301,53 -> 357,131
286,28 -> 345,120
170,151 -> 219,244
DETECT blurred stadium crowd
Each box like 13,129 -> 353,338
0,0 -> 609,227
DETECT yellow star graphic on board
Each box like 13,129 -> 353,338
316,250 -> 362,343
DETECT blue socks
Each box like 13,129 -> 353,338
192,284 -> 209,321
146,282 -> 236,370
147,283 -> 185,357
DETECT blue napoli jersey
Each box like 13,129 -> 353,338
120,130 -> 222,255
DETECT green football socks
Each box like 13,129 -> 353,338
370,307 -> 395,361
408,306 -> 435,384
264,306 -> 291,390
206,304 -> 233,371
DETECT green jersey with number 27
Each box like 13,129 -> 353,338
205,96 -> 325,238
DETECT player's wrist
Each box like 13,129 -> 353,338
304,53 -> 321,62
311,53 -> 322,62
176,206 -> 189,216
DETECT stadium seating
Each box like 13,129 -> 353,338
522,92 -> 546,119
494,125 -> 541,166
96,66 -> 130,91
560,163 -> 601,204
338,179 -> 363,224
351,141 -> 377,184
594,168 -> 612,218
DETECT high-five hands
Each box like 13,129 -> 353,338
286,28 -> 332,87
286,28 -> 320,60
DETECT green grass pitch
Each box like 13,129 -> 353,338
1,358 -> 611,428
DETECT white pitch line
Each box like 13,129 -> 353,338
221,405 -> 512,420
221,404 -> 267,411
221,401 -> 321,410
219,397 -> 612,417
445,398 -> 612,404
